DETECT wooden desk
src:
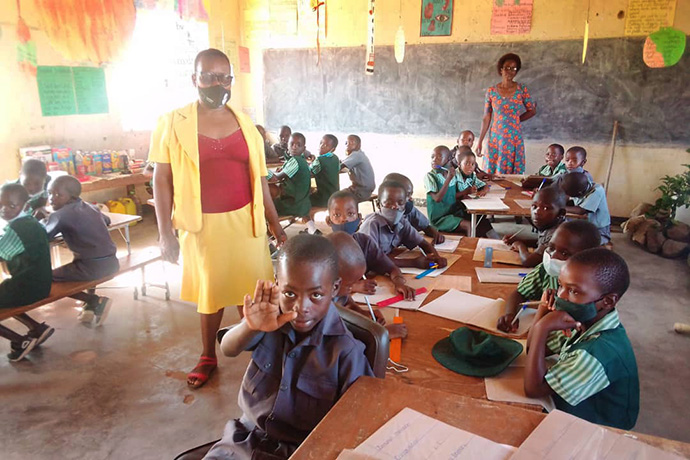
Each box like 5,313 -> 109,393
390,237 -> 523,401
464,179 -> 530,237
292,377 -> 690,460
80,173 -> 149,193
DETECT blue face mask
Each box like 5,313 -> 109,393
329,217 -> 361,235
554,296 -> 600,323
380,207 -> 404,226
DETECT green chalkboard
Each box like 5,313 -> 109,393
36,66 -> 77,116
73,67 -> 109,115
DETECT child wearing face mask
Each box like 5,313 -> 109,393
496,220 -> 601,333
360,181 -> 447,270
384,172 -> 444,244
206,234 -> 373,459
326,191 -> 416,300
503,186 -> 567,267
524,248 -> 638,430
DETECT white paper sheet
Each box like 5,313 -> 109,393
352,407 -> 516,460
352,284 -> 430,311
461,196 -> 510,211
511,410 -> 684,460
475,267 -> 529,284
418,289 -> 536,336
476,238 -> 513,252
485,366 -> 556,412
434,236 -> 461,253
514,199 -> 532,209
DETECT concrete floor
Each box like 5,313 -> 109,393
1,209 -> 689,459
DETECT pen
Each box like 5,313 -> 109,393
362,274 -> 377,321
538,178 -> 547,190
518,300 -> 542,307
511,305 -> 527,325
415,263 -> 439,279
498,272 -> 528,277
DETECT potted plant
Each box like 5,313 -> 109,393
647,163 -> 690,224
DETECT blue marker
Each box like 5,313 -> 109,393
484,247 -> 493,268
415,263 -> 439,279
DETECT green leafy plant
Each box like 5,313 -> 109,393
648,164 -> 690,223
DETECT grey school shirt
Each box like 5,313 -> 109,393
43,198 -> 116,260
405,205 -> 430,231
341,150 -> 376,199
359,213 -> 425,255
352,232 -> 396,275
237,303 -> 373,446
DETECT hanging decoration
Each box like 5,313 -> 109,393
311,0 -> 326,65
643,27 -> 686,68
394,0 -> 405,63
365,0 -> 375,74
33,0 -> 136,64
582,0 -> 590,64
16,0 -> 37,76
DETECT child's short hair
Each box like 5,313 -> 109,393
326,232 -> 366,272
278,234 -> 339,280
536,186 -> 567,209
383,173 -> 412,190
324,134 -> 338,150
567,146 -> 587,160
459,130 -> 474,138
569,248 -> 630,296
559,220 -> 601,250
280,125 -> 292,134
348,134 -> 361,145
291,132 -> 306,144
327,190 -> 358,209
51,175 -> 82,198
456,146 -> 474,162
1,183 -> 29,204
497,53 -> 522,75
548,143 -> 565,156
21,159 -> 48,178
378,180 -> 406,197
561,172 -> 590,197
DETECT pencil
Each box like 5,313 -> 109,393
363,296 -> 377,322
508,228 -> 525,240
518,300 -> 542,307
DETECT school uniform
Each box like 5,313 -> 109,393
340,150 -> 376,202
516,263 -> 558,300
272,143 -> 289,162
456,170 -> 486,192
536,224 -> 561,248
43,199 -> 119,281
545,309 -> 639,430
537,162 -> 567,177
13,178 -> 49,214
573,183 -> 611,244
204,303 -> 373,459
405,205 -> 430,232
359,213 -> 425,255
424,168 -> 462,232
552,167 -> 595,188
309,152 -> 340,208
352,232 -> 396,275
270,155 -> 312,217
0,212 -> 52,308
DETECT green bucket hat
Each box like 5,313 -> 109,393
432,327 -> 523,377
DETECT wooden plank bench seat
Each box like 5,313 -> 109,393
0,251 -> 166,322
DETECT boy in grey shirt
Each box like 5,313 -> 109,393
340,135 -> 375,202
43,176 -> 119,326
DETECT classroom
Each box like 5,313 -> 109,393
1,0 -> 689,458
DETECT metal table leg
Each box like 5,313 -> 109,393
470,214 -> 477,238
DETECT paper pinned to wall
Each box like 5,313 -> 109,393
238,46 -> 251,73
352,407 -> 516,460
72,67 -> 109,115
643,27 -> 686,68
511,410 -> 684,460
37,66 -> 77,116
625,0 -> 677,36
490,0 -> 534,35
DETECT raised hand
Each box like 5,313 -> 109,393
243,280 -> 297,332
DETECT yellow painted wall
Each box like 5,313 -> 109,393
208,0 -> 690,217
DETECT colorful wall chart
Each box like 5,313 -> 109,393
420,0 -> 454,37
36,66 -> 109,117
491,0 -> 533,35
625,0 -> 677,36
643,27 -> 686,67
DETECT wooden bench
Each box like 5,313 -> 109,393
0,251 -> 168,322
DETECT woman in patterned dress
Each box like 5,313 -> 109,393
476,53 -> 537,174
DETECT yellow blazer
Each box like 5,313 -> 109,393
148,101 -> 268,237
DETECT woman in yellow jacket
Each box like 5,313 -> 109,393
149,49 -> 286,389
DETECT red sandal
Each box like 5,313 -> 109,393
187,355 -> 218,389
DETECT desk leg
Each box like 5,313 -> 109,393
125,225 -> 131,255
470,214 -> 477,238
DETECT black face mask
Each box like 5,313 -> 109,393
198,85 -> 230,108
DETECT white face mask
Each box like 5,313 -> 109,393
543,250 -> 566,278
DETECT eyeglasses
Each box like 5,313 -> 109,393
197,72 -> 233,86
502,66 -> 518,72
